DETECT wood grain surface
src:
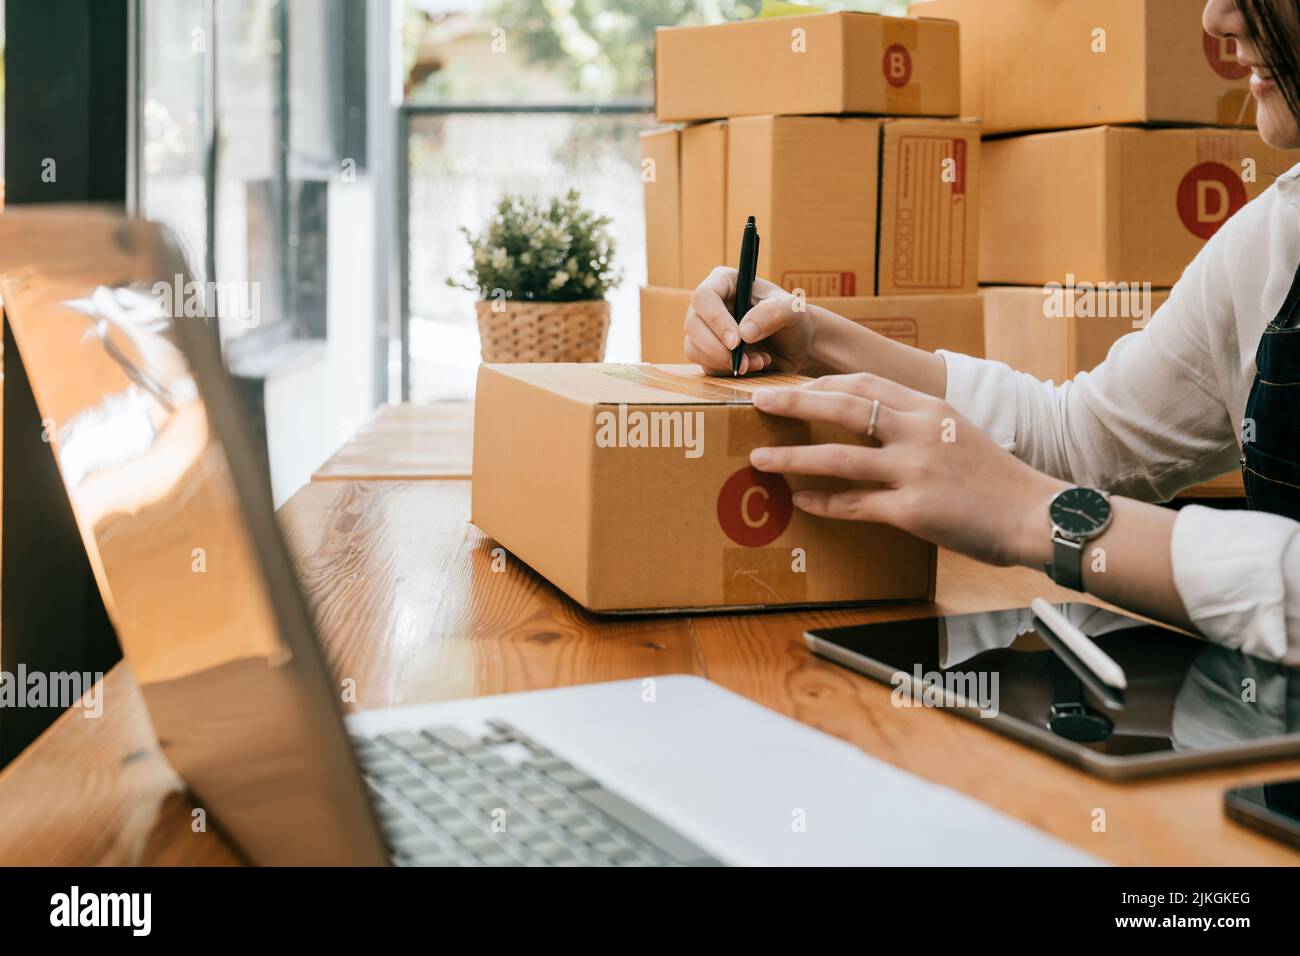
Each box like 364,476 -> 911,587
2,477 -> 1296,865
1179,470 -> 1246,499
312,403 -> 474,481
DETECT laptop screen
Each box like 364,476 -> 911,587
0,208 -> 385,864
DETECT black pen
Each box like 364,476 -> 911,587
732,215 -> 760,376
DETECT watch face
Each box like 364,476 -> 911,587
1048,709 -> 1114,744
1049,487 -> 1112,537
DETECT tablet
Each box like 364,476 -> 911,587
805,604 -> 1300,779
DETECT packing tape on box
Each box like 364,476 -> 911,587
591,360 -> 813,461
594,364 -> 813,404
595,364 -> 753,402
882,17 -> 922,115
727,406 -> 810,457
723,547 -> 808,604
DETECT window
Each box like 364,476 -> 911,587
398,1 -> 907,402
138,0 -> 374,346
135,0 -> 391,502
138,0 -> 208,282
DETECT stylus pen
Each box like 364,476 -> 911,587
1031,598 -> 1129,690
732,216 -> 760,376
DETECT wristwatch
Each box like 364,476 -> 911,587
1044,487 -> 1112,592
1046,656 -> 1114,744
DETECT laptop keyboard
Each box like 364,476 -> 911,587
353,719 -> 722,867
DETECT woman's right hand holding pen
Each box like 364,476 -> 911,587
683,266 -> 949,399
684,267 -> 818,376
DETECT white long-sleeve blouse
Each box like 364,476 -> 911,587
940,164 -> 1300,664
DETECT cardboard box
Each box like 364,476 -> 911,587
982,285 -> 1243,499
640,286 -> 688,363
640,285 -> 984,365
725,115 -> 980,298
680,121 -> 729,289
980,126 -> 1291,287
727,115 -> 879,297
472,362 -> 936,613
820,292 -> 984,358
911,0 -> 1256,134
982,285 -> 1171,383
655,11 -> 960,123
640,127 -> 681,287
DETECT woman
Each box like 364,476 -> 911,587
682,0 -> 1300,663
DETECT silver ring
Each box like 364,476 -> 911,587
866,399 -> 881,438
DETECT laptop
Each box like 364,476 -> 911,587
0,208 -> 1095,866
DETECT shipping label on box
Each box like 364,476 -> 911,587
655,11 -> 960,124
472,362 -> 935,613
913,0 -> 1255,134
878,118 -> 980,295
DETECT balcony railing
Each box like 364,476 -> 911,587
398,102 -> 656,402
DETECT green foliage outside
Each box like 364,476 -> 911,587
485,1 -> 749,99
483,0 -> 910,98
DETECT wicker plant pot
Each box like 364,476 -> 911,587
475,299 -> 610,363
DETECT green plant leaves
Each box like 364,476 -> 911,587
450,189 -> 622,302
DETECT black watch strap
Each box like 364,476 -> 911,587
1047,534 -> 1085,592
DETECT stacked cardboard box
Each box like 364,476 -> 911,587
913,0 -> 1289,498
915,0 -> 1258,134
640,10 -> 986,364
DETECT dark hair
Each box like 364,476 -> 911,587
1240,0 -> 1300,120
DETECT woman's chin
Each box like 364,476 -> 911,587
1255,96 -> 1300,150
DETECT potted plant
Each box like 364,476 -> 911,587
452,189 -> 621,363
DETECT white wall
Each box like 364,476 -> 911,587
264,174 -> 382,508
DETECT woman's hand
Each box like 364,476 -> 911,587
748,373 -> 1069,567
684,267 -> 817,376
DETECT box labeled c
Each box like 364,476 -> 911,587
717,467 -> 793,547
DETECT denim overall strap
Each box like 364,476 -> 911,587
1241,260 -> 1300,521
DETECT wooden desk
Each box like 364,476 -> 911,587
1181,471 -> 1245,500
1,477 -> 1296,865
312,403 -> 473,481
